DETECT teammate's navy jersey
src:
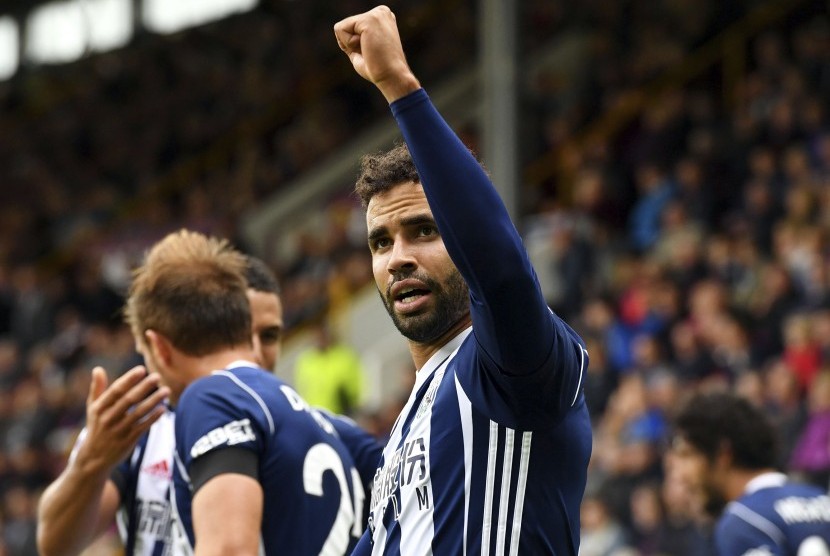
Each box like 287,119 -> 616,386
171,361 -> 365,556
356,89 -> 592,555
716,473 -> 830,556
73,411 -> 176,556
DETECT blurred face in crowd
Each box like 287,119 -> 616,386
669,435 -> 729,518
248,288 -> 283,371
366,181 -> 470,344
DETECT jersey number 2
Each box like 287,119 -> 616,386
303,443 -> 365,556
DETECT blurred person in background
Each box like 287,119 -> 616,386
671,391 -> 830,556
294,319 -> 365,415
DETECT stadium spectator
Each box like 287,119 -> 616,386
294,320 -> 365,416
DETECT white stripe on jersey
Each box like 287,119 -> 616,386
495,428 -> 515,555
728,502 -> 786,546
399,368 -> 439,556
509,432 -> 532,556
481,420 -> 499,555
213,370 -> 275,434
571,347 -> 587,407
455,376 -> 474,556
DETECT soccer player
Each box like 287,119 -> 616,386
36,255 -> 285,556
125,230 -> 366,555
671,392 -> 830,556
37,253 -> 372,555
334,7 -> 592,555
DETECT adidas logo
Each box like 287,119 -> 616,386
142,459 -> 171,478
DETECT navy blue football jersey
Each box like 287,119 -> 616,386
171,361 -> 364,555
355,89 -> 592,555
716,473 -> 830,556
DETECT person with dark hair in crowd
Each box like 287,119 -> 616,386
670,392 -> 830,556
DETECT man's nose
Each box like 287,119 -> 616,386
387,239 -> 417,274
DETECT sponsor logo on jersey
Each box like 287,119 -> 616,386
775,495 -> 830,524
190,418 -> 256,458
141,459 -> 171,479
137,499 -> 172,539
415,369 -> 446,421
368,436 -> 428,534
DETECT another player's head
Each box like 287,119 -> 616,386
245,256 -> 283,371
670,392 -> 778,517
125,229 -> 253,401
357,143 -> 470,345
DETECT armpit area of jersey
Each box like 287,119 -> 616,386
110,467 -> 127,500
189,447 -> 259,493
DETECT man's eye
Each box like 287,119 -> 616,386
418,226 -> 437,237
372,238 -> 391,250
259,329 -> 281,344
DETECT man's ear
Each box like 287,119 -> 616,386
144,330 -> 174,367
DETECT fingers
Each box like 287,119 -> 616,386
88,366 -> 108,405
92,366 -> 150,411
128,384 -> 171,425
104,372 -> 165,421
334,16 -> 359,53
125,403 -> 168,445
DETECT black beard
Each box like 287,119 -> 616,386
379,268 -> 470,344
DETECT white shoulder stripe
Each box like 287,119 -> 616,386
571,347 -> 587,407
509,432 -> 532,556
214,370 -> 276,435
728,502 -> 786,546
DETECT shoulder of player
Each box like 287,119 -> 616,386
179,368 -> 280,407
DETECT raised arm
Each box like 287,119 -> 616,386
37,366 -> 169,556
336,7 -> 583,382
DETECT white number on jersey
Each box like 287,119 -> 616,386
303,443 -> 365,556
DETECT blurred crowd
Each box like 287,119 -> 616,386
0,0 -> 828,554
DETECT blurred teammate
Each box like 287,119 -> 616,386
334,7 -> 591,554
37,253 -> 356,555
671,392 -> 830,556
126,230 -> 365,555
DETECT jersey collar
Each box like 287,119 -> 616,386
414,326 -> 472,386
744,471 -> 788,495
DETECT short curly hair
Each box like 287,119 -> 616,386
354,142 -> 421,208
673,392 -> 778,470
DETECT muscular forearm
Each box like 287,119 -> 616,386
37,461 -> 118,556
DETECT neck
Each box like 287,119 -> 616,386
408,315 -> 472,370
169,344 -> 257,403
725,468 -> 779,501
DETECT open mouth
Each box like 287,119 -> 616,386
390,279 -> 433,313
395,287 -> 430,304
